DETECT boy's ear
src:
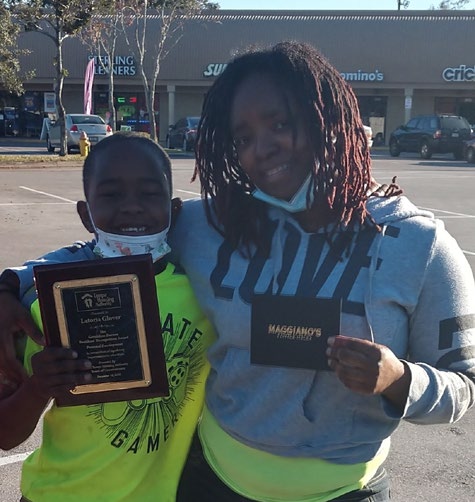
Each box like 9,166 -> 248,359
170,197 -> 183,227
77,200 -> 95,234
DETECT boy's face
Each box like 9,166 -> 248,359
78,148 -> 170,236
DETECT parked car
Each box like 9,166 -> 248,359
464,137 -> 475,164
45,114 -> 113,153
388,114 -> 472,160
166,116 -> 199,151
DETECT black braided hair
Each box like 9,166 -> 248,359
194,41 -> 381,254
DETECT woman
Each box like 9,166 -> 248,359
170,42 -> 475,501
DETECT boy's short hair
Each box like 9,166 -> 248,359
82,132 -> 172,198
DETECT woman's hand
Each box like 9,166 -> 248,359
327,335 -> 411,410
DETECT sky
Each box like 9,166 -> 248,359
217,1 -> 475,10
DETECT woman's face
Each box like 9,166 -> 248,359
230,73 -> 314,201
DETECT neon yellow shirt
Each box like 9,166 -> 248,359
199,406 -> 389,501
21,262 -> 215,502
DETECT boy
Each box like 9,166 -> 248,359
0,133 -> 214,502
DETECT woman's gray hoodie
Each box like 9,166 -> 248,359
169,196 -> 475,464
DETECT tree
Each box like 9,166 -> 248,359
11,0 -> 100,155
433,0 -> 470,7
121,0 -> 217,143
398,0 -> 472,9
0,3 -> 33,95
80,2 -> 125,131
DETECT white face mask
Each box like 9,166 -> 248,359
251,173 -> 314,213
87,204 -> 171,262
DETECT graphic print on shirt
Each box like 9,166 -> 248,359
437,313 -> 475,391
210,218 -> 475,381
87,311 -> 205,454
211,220 -> 388,316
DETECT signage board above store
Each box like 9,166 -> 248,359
203,63 -> 228,77
442,65 -> 475,82
340,70 -> 384,82
90,56 -> 136,76
203,64 -> 384,81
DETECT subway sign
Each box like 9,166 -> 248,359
203,63 -> 228,77
443,65 -> 475,82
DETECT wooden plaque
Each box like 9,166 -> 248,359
33,255 -> 169,406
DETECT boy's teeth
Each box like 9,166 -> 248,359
121,227 -> 145,232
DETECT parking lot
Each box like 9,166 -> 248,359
0,149 -> 474,501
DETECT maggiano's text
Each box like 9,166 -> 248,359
268,324 -> 322,341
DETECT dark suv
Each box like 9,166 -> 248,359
389,115 -> 472,160
166,116 -> 199,151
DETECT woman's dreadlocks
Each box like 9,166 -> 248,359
194,41 -> 395,254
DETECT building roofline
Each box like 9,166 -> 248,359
91,10 -> 475,22
190,9 -> 475,21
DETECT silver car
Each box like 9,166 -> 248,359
45,114 -> 113,153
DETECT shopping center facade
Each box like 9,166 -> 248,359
3,10 -> 475,144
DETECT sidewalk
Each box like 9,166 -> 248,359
0,136 -> 195,157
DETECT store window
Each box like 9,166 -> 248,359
0,90 -> 43,137
93,91 -> 159,135
21,91 -> 43,137
458,99 -> 475,126
357,96 -> 387,146
435,97 -> 456,115
435,97 -> 475,126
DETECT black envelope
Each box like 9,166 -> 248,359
251,295 -> 341,371
33,255 -> 169,406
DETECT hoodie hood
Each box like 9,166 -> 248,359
366,195 -> 435,226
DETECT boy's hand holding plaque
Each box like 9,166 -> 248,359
251,295 -> 341,371
33,255 -> 169,406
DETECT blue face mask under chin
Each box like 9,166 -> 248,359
251,174 -> 314,213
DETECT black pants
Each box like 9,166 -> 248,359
177,435 -> 390,502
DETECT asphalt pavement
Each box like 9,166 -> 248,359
0,142 -> 474,501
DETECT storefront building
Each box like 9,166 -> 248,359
3,10 -> 475,144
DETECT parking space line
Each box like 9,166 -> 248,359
435,216 -> 474,219
0,202 -> 74,206
19,186 -> 75,203
177,189 -> 200,196
419,206 -> 475,218
0,451 -> 32,466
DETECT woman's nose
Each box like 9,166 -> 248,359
254,130 -> 278,160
